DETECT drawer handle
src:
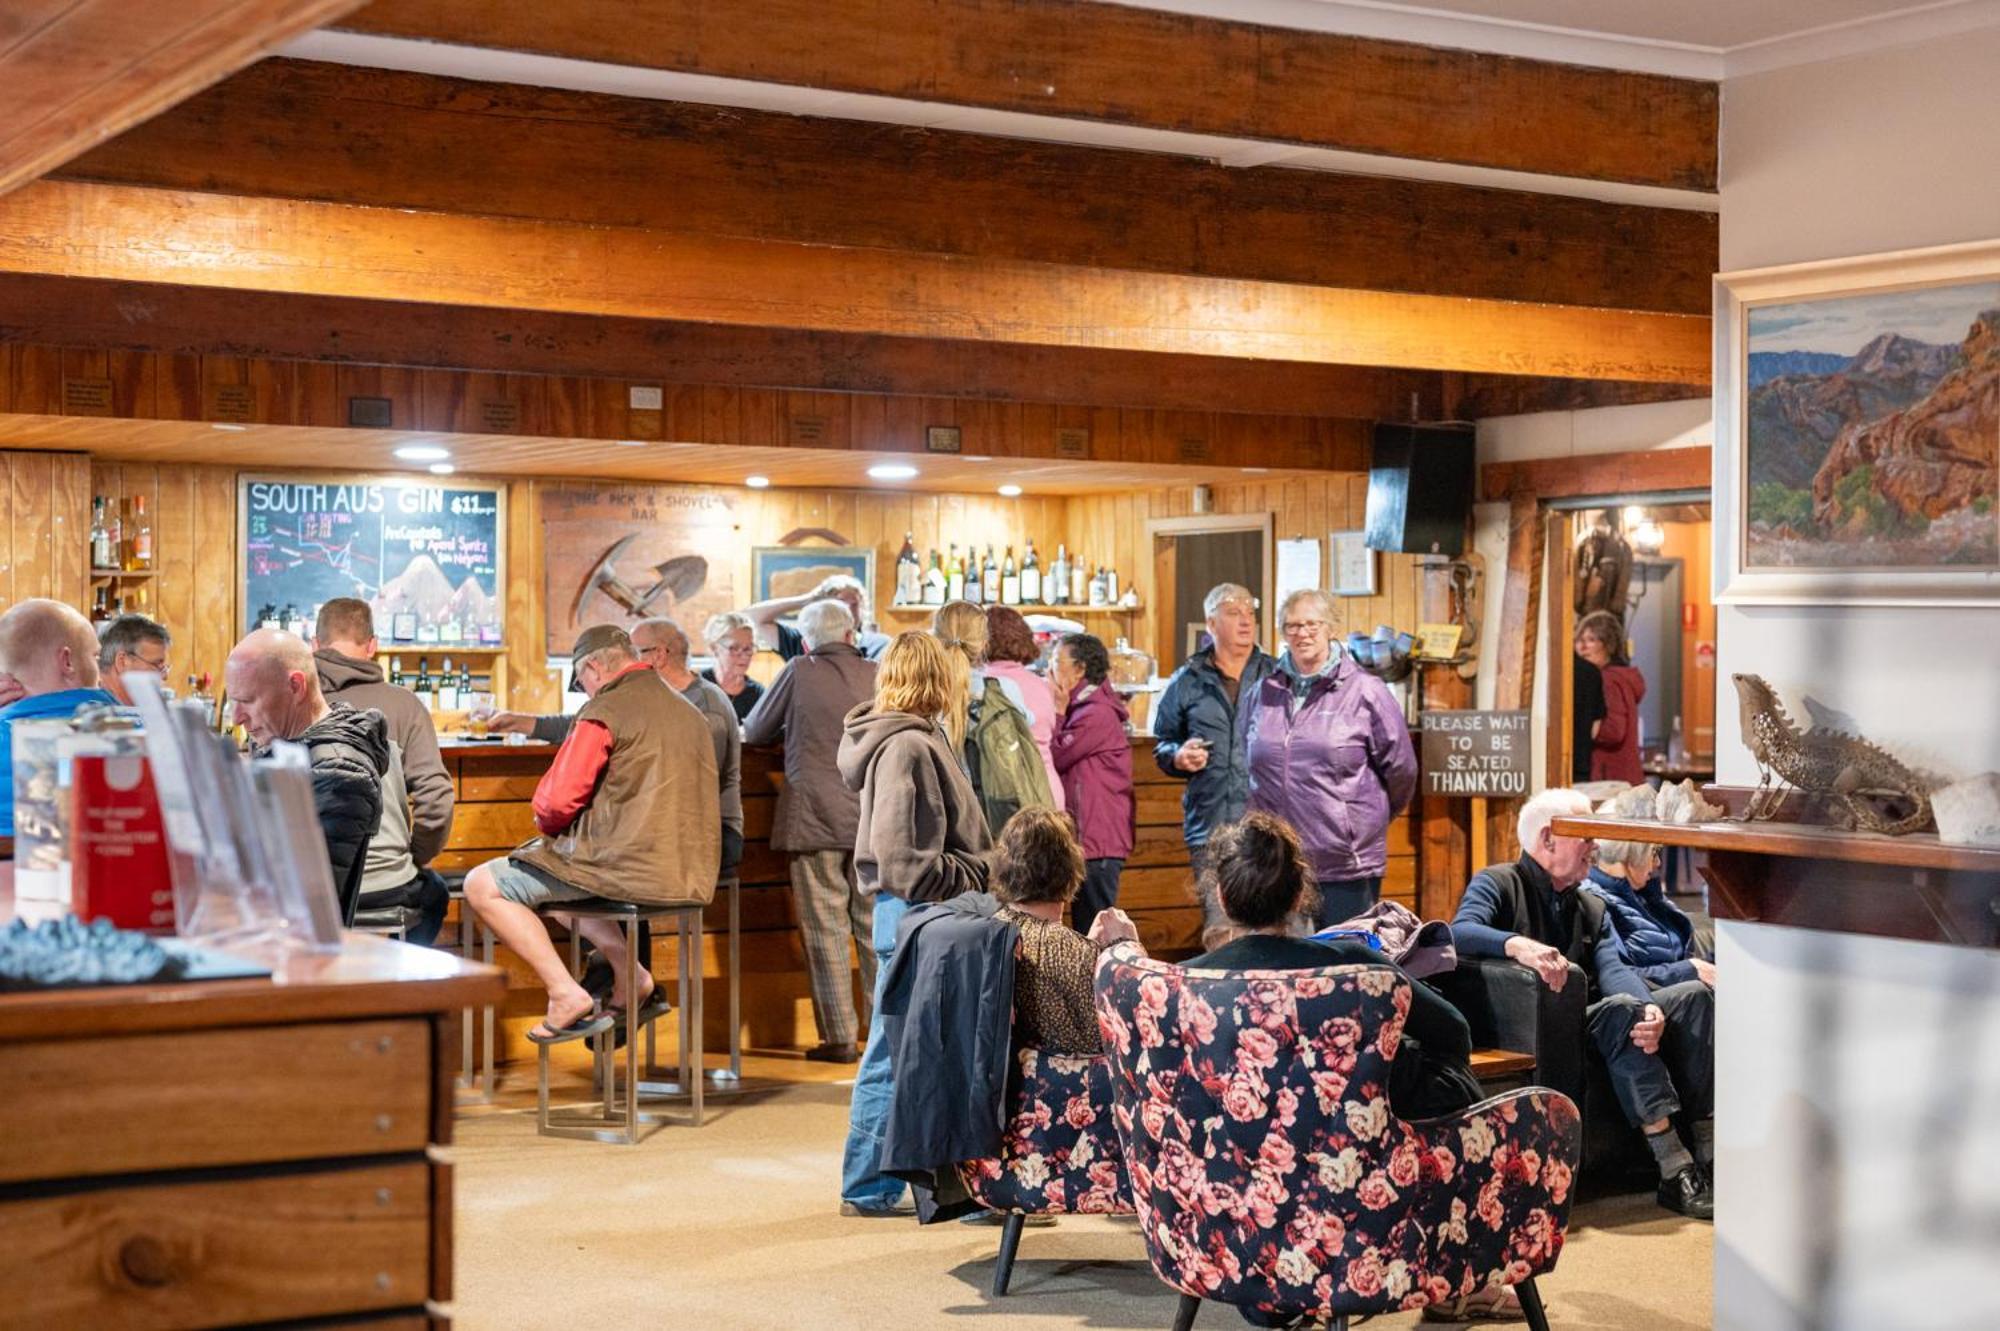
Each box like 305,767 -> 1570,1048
119,1236 -> 177,1288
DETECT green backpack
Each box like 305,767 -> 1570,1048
968,676 -> 1055,836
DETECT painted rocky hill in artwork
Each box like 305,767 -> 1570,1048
1809,309 -> 1999,560
1746,333 -> 1959,489
376,554 -> 456,622
1748,310 -> 1998,567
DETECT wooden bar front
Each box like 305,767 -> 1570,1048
0,926 -> 503,1329
438,734 -> 1418,1061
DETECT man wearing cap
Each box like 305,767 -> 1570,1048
461,625 -> 720,1041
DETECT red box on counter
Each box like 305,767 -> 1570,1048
70,751 -> 175,933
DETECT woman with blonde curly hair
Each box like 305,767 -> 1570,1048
834,630 -> 992,1216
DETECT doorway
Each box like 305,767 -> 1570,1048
1146,513 -> 1275,673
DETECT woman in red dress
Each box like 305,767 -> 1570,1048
1576,610 -> 1646,784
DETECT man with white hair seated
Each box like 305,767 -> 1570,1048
742,597 -> 879,1062
1452,788 -> 1715,1220
742,573 -> 889,662
0,599 -> 118,836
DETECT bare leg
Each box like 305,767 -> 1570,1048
463,863 -> 594,1035
574,915 -> 653,1009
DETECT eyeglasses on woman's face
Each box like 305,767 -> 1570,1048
718,642 -> 756,658
1280,620 -> 1330,637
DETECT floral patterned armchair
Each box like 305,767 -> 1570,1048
956,1045 -> 1135,1296
1094,948 -> 1580,1331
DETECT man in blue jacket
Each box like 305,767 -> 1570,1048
1453,788 -> 1714,1220
1151,583 -> 1277,949
0,599 -> 118,836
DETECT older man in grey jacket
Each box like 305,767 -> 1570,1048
743,598 -> 878,1062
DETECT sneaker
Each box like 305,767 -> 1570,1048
1657,1164 -> 1714,1220
805,1041 -> 861,1064
839,1199 -> 914,1218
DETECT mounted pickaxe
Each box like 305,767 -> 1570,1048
572,534 -> 709,623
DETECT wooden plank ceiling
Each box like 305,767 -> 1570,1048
0,0 -> 366,198
336,0 -> 1719,189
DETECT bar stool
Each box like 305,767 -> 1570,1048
535,897 -> 704,1144
351,903 -> 425,940
641,874 -> 749,1095
450,886 -> 498,1104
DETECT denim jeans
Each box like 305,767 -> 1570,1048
839,892 -> 909,1208
1313,875 -> 1382,930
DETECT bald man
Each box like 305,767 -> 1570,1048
0,599 -> 117,836
225,628 -> 389,922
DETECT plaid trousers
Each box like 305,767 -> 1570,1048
788,849 -> 873,1046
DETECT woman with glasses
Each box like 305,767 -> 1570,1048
700,611 -> 765,723
1242,588 -> 1417,930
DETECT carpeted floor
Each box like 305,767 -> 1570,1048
451,1056 -> 1711,1330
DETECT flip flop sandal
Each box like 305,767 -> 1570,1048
526,1008 -> 615,1045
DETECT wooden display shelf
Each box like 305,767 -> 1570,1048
89,567 -> 155,579
377,644 -> 506,654
881,601 -> 1143,615
1553,794 -> 2000,950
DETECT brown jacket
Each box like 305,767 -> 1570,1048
837,703 -> 990,903
512,667 -> 720,906
315,649 -> 455,865
742,642 -> 877,853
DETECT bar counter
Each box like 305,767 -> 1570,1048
0,892 -> 503,1329
433,732 -> 1416,1059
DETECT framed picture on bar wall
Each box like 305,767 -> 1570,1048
238,474 -> 507,643
750,545 -> 876,611
1331,529 -> 1377,595
1714,237 -> 1999,605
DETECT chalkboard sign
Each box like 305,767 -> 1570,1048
239,475 -> 506,645
1420,709 -> 1530,797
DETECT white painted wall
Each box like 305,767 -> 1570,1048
1711,28 -> 2000,1331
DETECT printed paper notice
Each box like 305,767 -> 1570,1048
1276,538 -> 1322,610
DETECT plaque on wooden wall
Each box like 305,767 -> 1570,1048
207,383 -> 257,423
62,377 -> 114,416
1420,709 -> 1530,797
1054,426 -> 1091,459
1177,435 -> 1210,462
478,399 -> 521,433
542,483 -> 742,655
791,415 -> 829,445
348,395 -> 393,428
926,425 -> 963,454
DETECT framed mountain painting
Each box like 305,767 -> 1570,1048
1715,239 -> 1999,605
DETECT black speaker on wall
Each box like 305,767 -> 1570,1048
1364,423 -> 1476,556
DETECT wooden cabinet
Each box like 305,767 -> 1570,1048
0,929 -> 502,1330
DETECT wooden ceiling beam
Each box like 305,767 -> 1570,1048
0,274 -> 1442,420
61,59 -> 1717,316
0,180 -> 1712,384
0,0 -> 365,198
1449,374 -> 1711,420
1480,448 -> 1713,504
337,0 -> 1718,190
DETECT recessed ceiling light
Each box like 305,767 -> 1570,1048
966,455 -> 993,463
998,484 -> 1023,497
745,475 -> 771,489
1241,467 -> 1270,474
616,439 -> 648,448
393,444 -> 451,462
211,423 -> 247,432
428,462 -> 456,475
867,463 -> 919,481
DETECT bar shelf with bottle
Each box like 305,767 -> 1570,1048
889,531 -> 1135,616
880,602 -> 1143,616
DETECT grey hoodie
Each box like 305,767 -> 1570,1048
838,702 -> 991,903
314,649 -> 455,866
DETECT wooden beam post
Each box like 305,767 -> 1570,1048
1415,557 -> 1475,922
1485,490 -> 1545,866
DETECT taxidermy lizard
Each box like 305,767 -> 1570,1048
1731,674 -> 1933,835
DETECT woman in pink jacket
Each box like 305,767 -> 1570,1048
1050,632 -> 1136,933
982,606 -> 1062,806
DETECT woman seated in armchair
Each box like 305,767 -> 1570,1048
990,804 -> 1146,1055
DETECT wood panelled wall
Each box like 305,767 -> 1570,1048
86,461 -> 237,694
0,451 -> 89,618
1068,474 -> 1425,670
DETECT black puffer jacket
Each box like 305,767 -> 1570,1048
300,702 -> 389,924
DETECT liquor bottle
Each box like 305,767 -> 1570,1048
442,614 -> 463,644
128,494 -> 153,571
895,532 -> 920,605
414,657 -> 433,711
945,543 -> 965,602
1070,555 -> 1087,607
1104,564 -> 1119,604
107,500 -> 124,572
1000,545 -> 1020,606
438,658 -> 460,711
1089,565 -> 1109,607
1021,539 -> 1042,605
389,656 -> 406,689
981,545 -> 1001,603
922,550 -> 947,606
90,497 -> 110,569
91,584 -> 111,624
459,659 -> 474,701
1049,544 -> 1070,605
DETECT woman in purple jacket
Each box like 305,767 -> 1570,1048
1245,589 -> 1418,930
1049,633 -> 1135,933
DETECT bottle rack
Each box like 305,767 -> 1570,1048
882,602 -> 1143,616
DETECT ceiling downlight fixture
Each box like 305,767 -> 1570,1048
867,463 -> 919,481
393,444 -> 452,463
